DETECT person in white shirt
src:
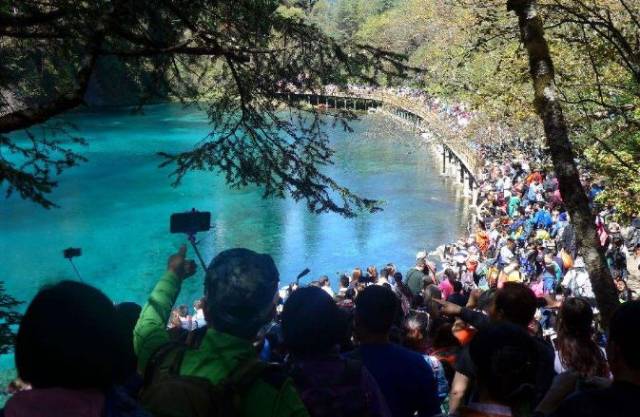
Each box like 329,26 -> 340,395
319,276 -> 335,298
192,297 -> 206,329
499,238 -> 516,265
562,257 -> 595,299
177,304 -> 193,330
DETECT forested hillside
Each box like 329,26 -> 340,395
309,0 -> 640,218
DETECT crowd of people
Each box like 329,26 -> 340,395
3,92 -> 640,417
4,241 -> 639,417
337,84 -> 475,130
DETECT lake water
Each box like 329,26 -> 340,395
0,103 -> 467,336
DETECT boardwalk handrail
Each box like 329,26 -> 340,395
280,90 -> 481,181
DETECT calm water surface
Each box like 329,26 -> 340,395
0,104 -> 468,315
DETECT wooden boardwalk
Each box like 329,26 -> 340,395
279,91 -> 481,190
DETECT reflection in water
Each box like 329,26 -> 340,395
0,104 -> 467,307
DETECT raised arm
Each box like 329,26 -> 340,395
133,245 -> 196,372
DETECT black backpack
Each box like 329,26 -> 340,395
289,358 -> 371,417
140,343 -> 282,417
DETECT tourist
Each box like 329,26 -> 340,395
475,221 -> 491,255
561,257 -> 595,300
392,271 -> 412,315
405,251 -> 428,296
378,267 -> 391,287
553,301 -> 640,417
605,236 -> 628,278
134,245 -> 308,417
351,267 -> 363,288
318,275 -> 335,298
4,281 -> 149,417
625,243 -> 640,289
192,297 -> 206,329
453,323 -> 539,417
438,283 -> 555,414
535,298 -> 609,415
402,314 -> 450,405
176,304 -> 193,330
367,266 -> 378,284
281,286 -> 390,417
429,322 -> 462,386
386,263 -> 397,280
447,281 -> 468,307
166,308 -> 188,341
499,238 -> 517,266
349,286 -> 440,417
337,273 -> 350,299
439,268 -> 456,300
614,276 -> 634,302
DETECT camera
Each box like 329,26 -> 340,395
63,248 -> 82,259
170,210 -> 211,235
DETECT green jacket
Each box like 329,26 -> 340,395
405,267 -> 425,296
134,271 -> 309,417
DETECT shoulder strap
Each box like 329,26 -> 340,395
224,357 -> 271,391
142,342 -> 188,387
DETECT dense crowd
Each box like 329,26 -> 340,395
329,84 -> 475,131
3,94 -> 640,417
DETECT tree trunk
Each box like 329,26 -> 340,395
506,0 -> 619,326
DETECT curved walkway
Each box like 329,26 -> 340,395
280,90 -> 481,189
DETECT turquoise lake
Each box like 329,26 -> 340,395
0,104 -> 468,322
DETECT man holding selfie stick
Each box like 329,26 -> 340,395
133,211 -> 308,417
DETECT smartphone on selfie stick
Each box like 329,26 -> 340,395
63,247 -> 84,282
170,209 -> 211,271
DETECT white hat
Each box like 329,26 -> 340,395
416,251 -> 427,260
574,257 -> 586,268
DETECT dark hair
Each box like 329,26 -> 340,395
393,272 -> 403,284
345,287 -> 357,300
178,304 -> 189,316
609,300 -> 640,370
556,298 -> 608,377
494,283 -> 537,327
16,281 -> 120,389
281,287 -> 347,356
453,280 -> 463,293
355,285 -> 399,335
444,268 -> 456,281
339,274 -> 349,288
470,323 -> 537,407
380,267 -> 390,279
432,322 -> 461,349
477,288 -> 497,312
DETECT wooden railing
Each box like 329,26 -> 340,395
365,92 -> 480,176
283,90 -> 481,180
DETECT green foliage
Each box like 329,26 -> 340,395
315,0 -> 640,218
0,0 -> 410,217
0,282 -> 22,355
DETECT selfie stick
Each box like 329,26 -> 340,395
187,233 -> 208,272
67,258 -> 84,282
295,268 -> 311,285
